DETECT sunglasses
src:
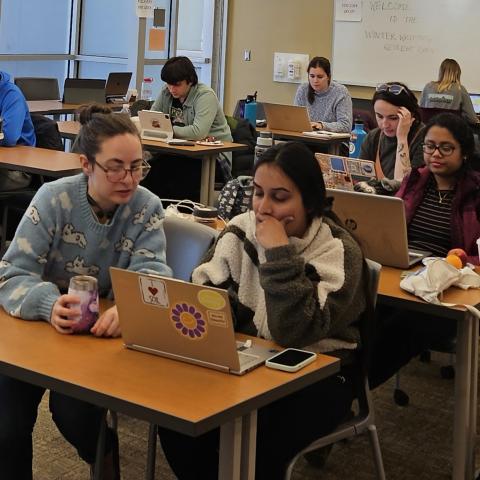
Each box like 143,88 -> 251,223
376,83 -> 406,95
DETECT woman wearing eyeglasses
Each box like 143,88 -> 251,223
398,112 -> 480,261
369,113 -> 480,390
0,103 -> 171,480
420,58 -> 479,127
360,82 -> 425,181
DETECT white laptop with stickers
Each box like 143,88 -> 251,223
137,110 -> 194,145
110,267 -> 276,375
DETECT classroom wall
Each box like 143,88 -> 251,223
223,0 -> 380,116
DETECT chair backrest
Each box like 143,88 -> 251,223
130,99 -> 154,117
419,107 -> 461,124
14,77 -> 60,101
353,108 -> 376,132
163,216 -> 218,281
30,114 -> 64,151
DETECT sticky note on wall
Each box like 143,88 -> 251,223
149,28 -> 166,51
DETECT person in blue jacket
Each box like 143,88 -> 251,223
0,70 -> 36,190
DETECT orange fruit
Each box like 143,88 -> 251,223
445,254 -> 463,269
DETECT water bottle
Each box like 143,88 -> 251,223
254,131 -> 273,164
141,77 -> 154,101
349,118 -> 367,158
120,104 -> 131,117
244,91 -> 257,127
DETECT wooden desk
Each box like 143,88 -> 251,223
28,100 -> 82,116
28,100 -> 125,116
0,146 -> 81,177
58,121 -> 248,206
257,127 -> 349,155
378,266 -> 480,480
0,306 -> 339,479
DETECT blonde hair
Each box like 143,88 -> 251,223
436,58 -> 461,93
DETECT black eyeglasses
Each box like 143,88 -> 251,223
422,142 -> 456,157
93,159 -> 151,182
376,83 -> 406,95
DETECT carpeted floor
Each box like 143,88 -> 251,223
32,351 -> 478,479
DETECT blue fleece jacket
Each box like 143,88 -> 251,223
0,71 -> 36,146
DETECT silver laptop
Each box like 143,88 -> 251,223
316,153 -> 376,190
262,102 -> 313,132
327,189 -> 430,268
110,267 -> 277,375
137,110 -> 194,145
63,78 -> 106,104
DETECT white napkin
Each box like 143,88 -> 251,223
400,258 -> 480,318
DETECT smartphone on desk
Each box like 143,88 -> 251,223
265,348 -> 317,372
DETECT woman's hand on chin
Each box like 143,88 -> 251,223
255,215 -> 293,249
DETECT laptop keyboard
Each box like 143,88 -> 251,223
238,351 -> 260,366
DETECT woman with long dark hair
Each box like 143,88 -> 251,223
360,81 -> 425,180
158,142 -> 367,479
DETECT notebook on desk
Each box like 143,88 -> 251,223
262,103 -> 313,132
110,267 -> 276,375
326,189 -> 430,268
137,110 -> 195,145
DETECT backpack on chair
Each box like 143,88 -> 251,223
217,175 -> 253,221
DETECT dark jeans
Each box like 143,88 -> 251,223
158,365 -> 356,480
0,374 -> 115,480
368,304 -> 457,389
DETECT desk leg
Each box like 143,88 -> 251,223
200,155 -> 216,206
328,142 -> 341,155
219,411 -> 257,480
240,410 -> 257,479
452,312 -> 476,480
219,417 -> 242,480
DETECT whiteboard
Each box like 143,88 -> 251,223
332,0 -> 480,92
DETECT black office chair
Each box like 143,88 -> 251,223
0,115 -> 64,254
419,107 -> 461,124
285,259 -> 386,480
14,77 -> 60,101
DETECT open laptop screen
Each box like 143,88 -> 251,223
469,93 -> 480,114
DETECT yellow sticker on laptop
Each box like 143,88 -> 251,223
197,289 -> 226,310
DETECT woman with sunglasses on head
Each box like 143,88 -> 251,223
369,113 -> 480,390
0,103 -> 171,480
420,58 -> 479,127
360,82 -> 425,181
158,141 -> 367,480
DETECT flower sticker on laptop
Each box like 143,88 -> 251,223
170,303 -> 207,339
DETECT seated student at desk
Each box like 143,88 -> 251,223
0,103 -> 171,480
144,56 -> 233,201
360,82 -> 425,181
369,112 -> 480,389
294,56 -> 352,155
158,142 -> 367,480
0,70 -> 36,190
420,58 -> 480,128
